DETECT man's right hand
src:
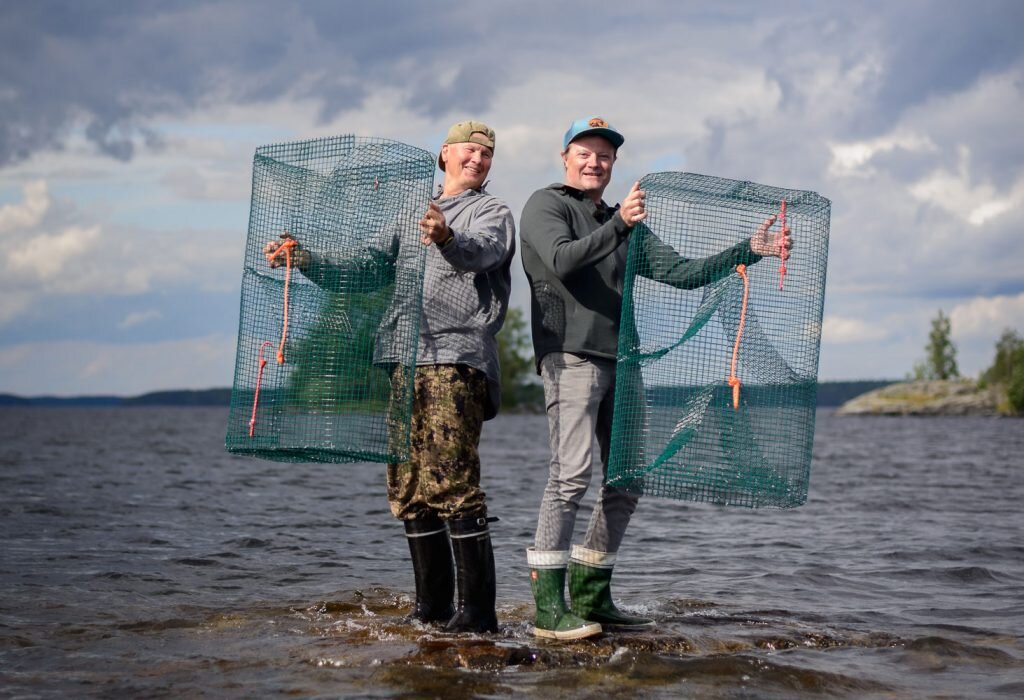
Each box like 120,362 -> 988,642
618,181 -> 647,227
749,215 -> 792,259
263,232 -> 310,269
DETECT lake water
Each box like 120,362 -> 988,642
1,407 -> 1022,698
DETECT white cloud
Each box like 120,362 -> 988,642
828,132 -> 936,178
0,180 -> 50,233
9,224 -> 101,282
118,309 -> 163,329
0,175 -> 241,326
909,146 -> 1024,226
822,316 -> 889,344
950,293 -> 1024,338
0,182 -> 108,294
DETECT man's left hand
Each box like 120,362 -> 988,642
750,214 -> 792,259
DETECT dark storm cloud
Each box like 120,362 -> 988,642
824,0 -> 1024,140
0,0 -> 500,166
2,0 -> 1022,167
753,1 -> 1024,143
875,1 -> 1023,111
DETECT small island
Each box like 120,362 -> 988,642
835,380 -> 1002,416
837,314 -> 1021,417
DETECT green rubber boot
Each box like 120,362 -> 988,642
568,545 -> 654,630
527,548 -> 602,640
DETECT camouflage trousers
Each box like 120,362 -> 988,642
387,364 -> 488,521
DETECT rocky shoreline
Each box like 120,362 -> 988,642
835,380 -> 1005,417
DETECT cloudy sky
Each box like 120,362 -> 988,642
1,0 -> 1022,396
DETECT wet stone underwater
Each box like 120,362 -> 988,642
1,407 -> 1022,698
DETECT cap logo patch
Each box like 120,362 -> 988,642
588,118 -> 608,128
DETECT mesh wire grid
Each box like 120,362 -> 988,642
226,135 -> 434,463
607,172 -> 831,507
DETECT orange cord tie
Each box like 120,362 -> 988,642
249,341 -> 273,437
728,264 -> 750,410
250,234 -> 298,438
729,199 -> 785,409
266,236 -> 298,364
778,199 -> 787,290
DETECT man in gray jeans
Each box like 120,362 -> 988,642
519,117 -> 791,639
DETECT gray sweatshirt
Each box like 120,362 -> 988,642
305,186 -> 515,419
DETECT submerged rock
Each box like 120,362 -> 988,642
835,380 -> 1001,417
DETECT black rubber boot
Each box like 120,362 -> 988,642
404,515 -> 455,624
443,516 -> 498,633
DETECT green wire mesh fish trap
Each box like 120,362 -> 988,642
607,172 -> 830,507
226,135 -> 434,463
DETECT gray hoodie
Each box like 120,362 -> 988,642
306,186 -> 515,419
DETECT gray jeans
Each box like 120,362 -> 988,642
533,352 -> 639,553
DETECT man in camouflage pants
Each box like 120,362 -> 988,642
265,121 -> 515,633
390,121 -> 514,633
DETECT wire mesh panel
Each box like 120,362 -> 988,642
226,135 -> 434,463
607,172 -> 830,507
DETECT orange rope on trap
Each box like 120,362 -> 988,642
248,341 -> 273,437
728,200 -> 788,410
268,236 -> 298,364
249,234 -> 298,438
728,264 -> 750,411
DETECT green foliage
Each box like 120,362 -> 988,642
908,360 -> 929,382
496,306 -> 539,410
912,309 -> 959,380
980,328 -> 1024,413
1008,369 -> 1024,413
980,329 -> 1023,386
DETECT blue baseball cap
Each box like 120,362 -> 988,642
563,117 -> 625,150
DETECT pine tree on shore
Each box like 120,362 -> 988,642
912,309 -> 959,381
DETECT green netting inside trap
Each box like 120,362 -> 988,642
226,135 -> 434,463
607,172 -> 830,507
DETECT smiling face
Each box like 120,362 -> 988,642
562,135 -> 617,201
441,139 -> 494,195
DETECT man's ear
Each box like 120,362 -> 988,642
440,143 -> 449,168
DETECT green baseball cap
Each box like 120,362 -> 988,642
438,120 -> 496,171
